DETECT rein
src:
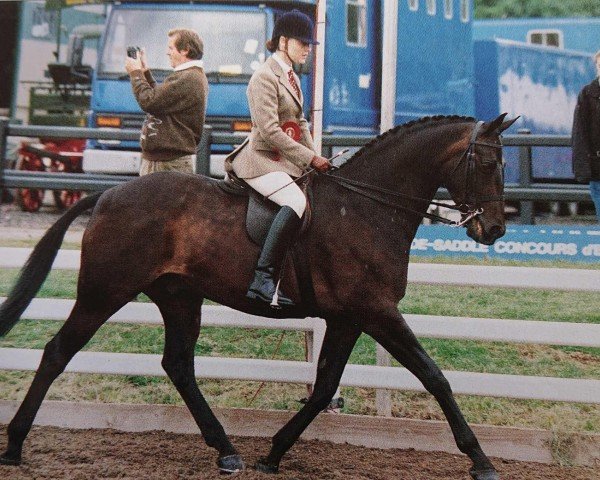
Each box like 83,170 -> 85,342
323,121 -> 503,227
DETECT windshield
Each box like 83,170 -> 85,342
99,8 -> 267,80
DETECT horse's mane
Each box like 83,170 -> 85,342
339,115 -> 476,169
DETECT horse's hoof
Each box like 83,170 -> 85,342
254,458 -> 279,474
470,467 -> 499,480
0,453 -> 21,466
217,454 -> 245,474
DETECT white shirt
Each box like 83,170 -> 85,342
174,60 -> 204,72
272,52 -> 300,86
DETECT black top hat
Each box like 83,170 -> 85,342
272,9 -> 319,45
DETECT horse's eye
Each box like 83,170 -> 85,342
480,159 -> 497,172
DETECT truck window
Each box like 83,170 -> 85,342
444,0 -> 453,20
426,0 -> 436,16
460,0 -> 470,23
346,0 -> 367,47
31,3 -> 58,39
99,9 -> 267,80
527,30 -> 563,49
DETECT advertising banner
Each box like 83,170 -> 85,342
411,225 -> 600,263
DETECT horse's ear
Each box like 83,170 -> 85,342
498,115 -> 520,133
481,113 -> 507,135
482,113 -> 520,135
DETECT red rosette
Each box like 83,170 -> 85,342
281,121 -> 301,141
271,121 -> 302,161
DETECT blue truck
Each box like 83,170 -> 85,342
473,16 -> 598,183
474,39 -> 595,183
81,0 -> 476,176
473,17 -> 600,54
61,3 -> 597,184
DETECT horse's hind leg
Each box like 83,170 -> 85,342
363,310 -> 498,480
150,287 -> 244,474
256,319 -> 361,473
0,297 -> 127,465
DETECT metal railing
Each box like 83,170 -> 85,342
0,118 -> 590,224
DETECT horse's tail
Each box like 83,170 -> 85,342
0,191 -> 103,337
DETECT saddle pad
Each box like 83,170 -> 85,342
218,173 -> 312,247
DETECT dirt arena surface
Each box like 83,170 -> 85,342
0,426 -> 596,480
0,201 -> 90,231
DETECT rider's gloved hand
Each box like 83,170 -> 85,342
311,155 -> 331,172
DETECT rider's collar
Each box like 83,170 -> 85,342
272,52 -> 293,76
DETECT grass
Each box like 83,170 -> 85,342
0,260 -> 599,436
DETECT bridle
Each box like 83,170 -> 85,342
323,121 -> 504,227
461,120 -> 504,206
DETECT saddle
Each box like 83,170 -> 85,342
217,172 -> 313,247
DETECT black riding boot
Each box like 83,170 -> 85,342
246,206 -> 301,307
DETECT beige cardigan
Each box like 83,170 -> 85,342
225,57 -> 316,178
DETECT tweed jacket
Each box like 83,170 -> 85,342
225,56 -> 316,178
572,78 -> 600,182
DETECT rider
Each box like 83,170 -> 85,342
225,10 -> 331,307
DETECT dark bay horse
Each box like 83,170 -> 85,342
1,114 -> 517,479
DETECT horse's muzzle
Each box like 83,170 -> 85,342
466,218 -> 505,245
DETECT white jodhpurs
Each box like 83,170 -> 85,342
245,171 -> 307,218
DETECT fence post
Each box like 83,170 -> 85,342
375,343 -> 392,416
0,117 -> 10,203
0,117 -> 9,191
517,128 -> 534,224
195,125 -> 212,176
320,135 -> 333,159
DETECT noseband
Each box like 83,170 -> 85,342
323,121 -> 504,227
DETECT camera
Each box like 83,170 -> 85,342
126,46 -> 140,59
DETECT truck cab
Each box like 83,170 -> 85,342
83,1 -> 304,176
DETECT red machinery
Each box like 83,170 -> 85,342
16,138 -> 84,212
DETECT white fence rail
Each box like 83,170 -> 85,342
2,247 -> 600,291
1,248 -> 599,405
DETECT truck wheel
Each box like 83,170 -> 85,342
53,189 -> 82,209
47,139 -> 84,210
15,152 -> 45,212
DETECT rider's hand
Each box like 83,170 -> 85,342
311,155 -> 331,172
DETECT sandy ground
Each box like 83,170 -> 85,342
0,426 -> 597,480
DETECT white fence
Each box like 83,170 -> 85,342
0,247 -> 599,406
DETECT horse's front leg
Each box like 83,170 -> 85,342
363,309 -> 499,480
255,319 -> 361,473
152,291 -> 244,474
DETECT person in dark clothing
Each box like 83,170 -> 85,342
572,50 -> 600,221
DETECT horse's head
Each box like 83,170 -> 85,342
443,114 -> 518,245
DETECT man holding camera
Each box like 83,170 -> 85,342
125,28 -> 208,175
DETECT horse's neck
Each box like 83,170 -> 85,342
321,127 -> 456,249
338,138 -> 444,209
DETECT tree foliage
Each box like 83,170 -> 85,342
475,0 -> 600,19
